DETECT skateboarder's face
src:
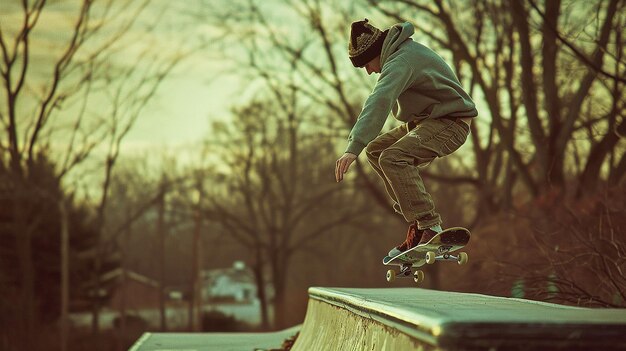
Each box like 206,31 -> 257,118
364,56 -> 381,75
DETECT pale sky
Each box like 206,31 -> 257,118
114,1 -> 241,155
0,0 -> 242,160
123,56 -> 240,153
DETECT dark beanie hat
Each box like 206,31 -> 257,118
348,19 -> 387,67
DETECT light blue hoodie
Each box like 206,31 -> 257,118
346,22 -> 478,156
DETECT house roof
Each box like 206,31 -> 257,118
100,268 -> 160,288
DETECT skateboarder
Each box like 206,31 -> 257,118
335,19 -> 477,257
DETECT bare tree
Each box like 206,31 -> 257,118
0,0 -> 191,347
203,95 -> 371,329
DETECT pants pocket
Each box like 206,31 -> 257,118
440,122 -> 469,156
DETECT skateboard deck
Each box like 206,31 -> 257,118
382,227 -> 470,284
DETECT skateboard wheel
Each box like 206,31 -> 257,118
413,270 -> 425,284
386,269 -> 396,282
426,251 -> 436,264
458,252 -> 468,265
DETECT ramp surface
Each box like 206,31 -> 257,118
130,326 -> 299,351
292,287 -> 626,351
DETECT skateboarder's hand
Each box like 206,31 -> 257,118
335,153 -> 357,182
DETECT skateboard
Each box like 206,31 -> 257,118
382,227 -> 470,284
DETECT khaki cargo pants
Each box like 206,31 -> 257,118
365,117 -> 470,230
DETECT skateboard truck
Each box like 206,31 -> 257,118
386,251 -> 467,284
386,266 -> 425,283
426,251 -> 468,265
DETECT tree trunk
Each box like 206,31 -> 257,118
91,238 -> 102,334
189,198 -> 203,331
92,159 -> 114,334
511,0 -> 547,186
553,0 -> 619,189
577,118 -> 626,196
271,253 -> 288,330
194,211 -> 203,331
16,230 -> 35,348
611,152 -> 626,186
157,185 -> 167,331
60,199 -> 70,351
272,282 -> 286,330
14,184 -> 35,350
117,203 -> 133,351
252,247 -> 270,330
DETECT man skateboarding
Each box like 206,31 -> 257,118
335,19 -> 477,258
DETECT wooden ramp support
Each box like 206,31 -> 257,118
291,287 -> 626,351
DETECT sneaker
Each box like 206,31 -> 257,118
388,223 -> 422,257
417,227 -> 442,246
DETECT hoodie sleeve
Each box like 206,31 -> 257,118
345,57 -> 414,156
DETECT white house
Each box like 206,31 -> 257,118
200,261 -> 274,326
202,261 -> 256,303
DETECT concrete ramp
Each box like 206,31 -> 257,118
130,326 -> 300,351
292,287 -> 626,351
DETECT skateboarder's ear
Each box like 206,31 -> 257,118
348,18 -> 386,68
364,56 -> 381,75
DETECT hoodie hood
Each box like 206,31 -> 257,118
380,22 -> 415,66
